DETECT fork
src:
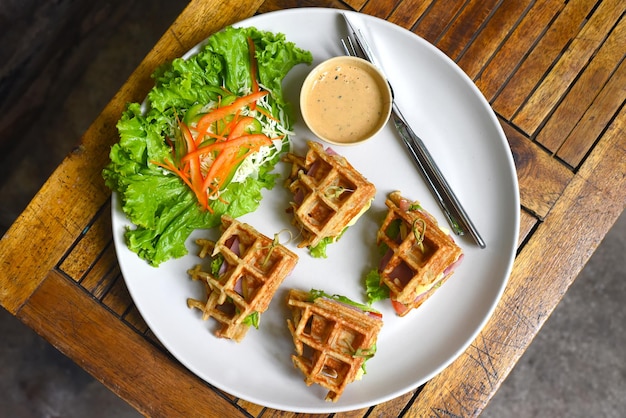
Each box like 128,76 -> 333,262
341,13 -> 486,248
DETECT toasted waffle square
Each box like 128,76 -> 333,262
187,215 -> 298,342
376,191 -> 463,316
283,141 -> 376,254
286,289 -> 383,402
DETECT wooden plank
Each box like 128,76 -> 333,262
367,390 -> 415,416
556,57 -> 626,168
501,119 -> 573,219
457,0 -> 533,80
513,0 -> 625,136
401,89 -> 626,418
361,0 -> 404,19
235,399 -> 265,416
122,304 -> 150,334
101,274 -> 134,316
59,202 -> 113,281
436,0 -> 501,61
167,1 -> 267,53
79,244 -> 120,300
386,0 -> 435,29
260,410 -> 318,418
344,0 -> 369,11
518,209 -> 538,249
491,0 -> 599,119
257,0 -> 348,13
17,271 -> 240,417
0,0 -> 265,315
0,143 -> 109,313
334,406 -> 372,418
475,0 -> 563,101
536,13 -> 626,154
412,0 -> 466,44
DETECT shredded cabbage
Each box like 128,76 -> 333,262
103,26 -> 312,266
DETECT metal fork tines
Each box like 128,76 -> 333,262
341,13 -> 485,248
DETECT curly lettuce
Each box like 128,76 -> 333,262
103,26 -> 312,266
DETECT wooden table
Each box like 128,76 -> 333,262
1,0 -> 624,416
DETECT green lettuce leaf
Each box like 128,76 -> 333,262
309,289 -> 381,315
365,269 -> 390,305
103,26 -> 312,266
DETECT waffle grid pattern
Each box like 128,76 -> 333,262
376,192 -> 463,314
284,141 -> 376,248
286,289 -> 382,401
188,216 -> 298,341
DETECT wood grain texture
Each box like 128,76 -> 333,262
1,0 -> 625,417
555,51 -> 626,168
435,0 -> 502,61
18,271 -> 241,418
491,0 -> 597,119
512,0 -> 625,136
387,1 -> 434,29
405,92 -> 626,418
501,119 -> 573,219
258,0 -> 348,13
476,0 -> 565,102
457,0 -> 534,80
536,13 -> 626,157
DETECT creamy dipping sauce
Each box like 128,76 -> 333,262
301,57 -> 391,145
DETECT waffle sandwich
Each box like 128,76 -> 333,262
286,288 -> 383,402
187,215 -> 298,342
283,141 -> 376,257
367,191 -> 464,316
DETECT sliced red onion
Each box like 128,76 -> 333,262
379,247 -> 393,271
389,261 -> 414,287
294,187 -> 304,205
307,160 -> 320,177
230,236 -> 241,256
234,277 -> 244,295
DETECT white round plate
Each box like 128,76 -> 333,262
112,8 -> 519,413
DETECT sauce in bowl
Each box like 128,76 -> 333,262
300,56 -> 392,145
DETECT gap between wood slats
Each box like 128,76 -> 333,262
56,199 -> 113,279
402,99 -> 626,418
436,0 -> 504,63
457,0 -> 535,80
512,0 -> 625,137
474,0 -> 566,103
535,13 -> 625,158
490,0 -> 597,118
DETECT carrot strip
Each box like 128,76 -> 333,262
151,160 -> 194,191
181,134 -> 271,163
202,145 -> 238,194
228,116 -> 259,139
195,91 -> 268,139
179,121 -> 207,210
159,89 -> 274,212
247,36 -> 260,99
219,109 -> 242,138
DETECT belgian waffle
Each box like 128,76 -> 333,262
286,289 -> 383,402
187,215 -> 298,342
283,141 -> 376,252
376,191 -> 463,316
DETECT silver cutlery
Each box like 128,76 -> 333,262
341,13 -> 486,248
